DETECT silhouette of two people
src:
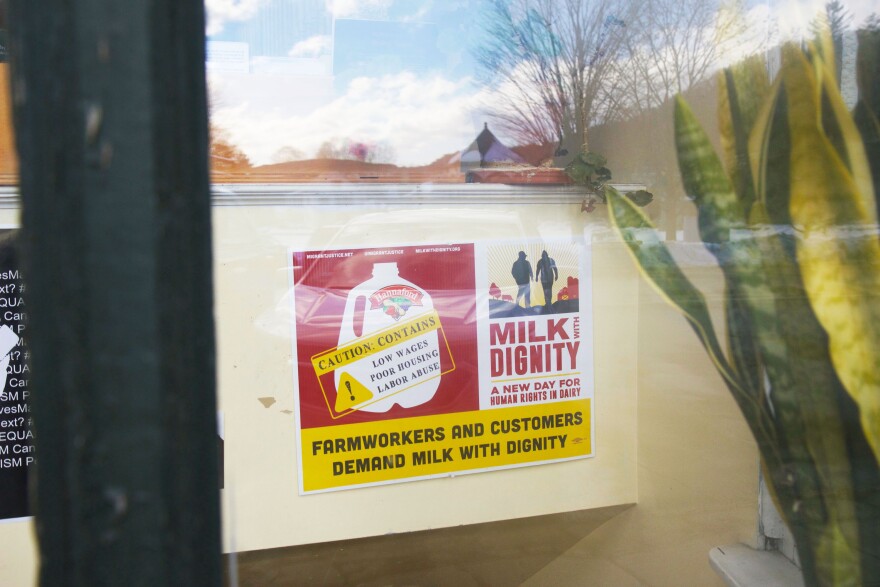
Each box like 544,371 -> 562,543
511,251 -> 533,308
536,250 -> 558,308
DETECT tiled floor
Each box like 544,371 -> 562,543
224,504 -> 636,586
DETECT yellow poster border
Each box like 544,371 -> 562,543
300,398 -> 592,492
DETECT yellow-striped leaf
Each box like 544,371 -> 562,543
785,47 -> 880,466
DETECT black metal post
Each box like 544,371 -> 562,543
6,0 -> 221,585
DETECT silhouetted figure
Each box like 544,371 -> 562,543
511,251 -> 533,308
535,250 -> 558,308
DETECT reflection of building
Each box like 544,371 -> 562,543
459,123 -> 588,186
214,0 -> 330,57
459,123 -> 525,173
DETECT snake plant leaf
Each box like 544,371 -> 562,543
814,48 -> 877,203
749,79 -> 857,534
785,47 -> 880,466
810,24 -> 836,78
605,188 -> 758,415
749,78 -> 794,230
719,55 -> 770,215
855,28 -> 880,118
749,205 -> 862,583
674,100 -> 785,384
674,96 -> 747,239
724,285 -> 763,399
754,54 -> 867,575
678,92 -> 862,581
853,27 -> 880,201
853,102 -> 880,212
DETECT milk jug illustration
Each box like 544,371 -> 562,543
335,262 -> 442,413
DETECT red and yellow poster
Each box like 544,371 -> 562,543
290,240 -> 593,493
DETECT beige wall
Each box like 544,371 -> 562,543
522,250 -> 759,587
214,197 -> 640,552
0,196 -> 757,585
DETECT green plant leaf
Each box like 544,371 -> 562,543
855,28 -> 880,117
719,55 -> 770,215
853,27 -> 880,204
749,75 -> 860,550
784,47 -> 880,467
853,102 -> 880,212
678,92 -> 862,581
583,151 -> 606,167
605,188 -> 762,424
626,189 -> 653,207
675,96 -> 748,239
564,159 -> 592,186
749,205 -> 861,584
813,44 -> 877,203
749,78 -> 793,228
724,286 -> 763,405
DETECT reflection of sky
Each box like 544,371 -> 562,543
211,0 -> 331,57
334,20 -> 443,91
207,0 -> 490,167
205,0 -> 876,168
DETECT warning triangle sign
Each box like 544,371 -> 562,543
335,373 -> 374,412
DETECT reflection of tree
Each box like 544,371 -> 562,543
209,124 -> 251,172
474,0 -> 635,154
474,0 -> 752,152
315,138 -> 396,164
207,83 -> 251,173
270,146 -> 306,164
612,0 -> 750,117
811,1 -> 852,83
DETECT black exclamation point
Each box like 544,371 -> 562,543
345,381 -> 355,401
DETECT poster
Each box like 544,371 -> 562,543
290,240 -> 593,494
0,230 -> 31,520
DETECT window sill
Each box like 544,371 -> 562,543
710,544 -> 804,587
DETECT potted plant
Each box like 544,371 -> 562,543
606,30 -> 880,586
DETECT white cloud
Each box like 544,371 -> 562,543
212,72 -> 484,166
289,35 -> 333,58
401,1 -> 433,22
326,0 -> 393,19
763,0 -> 876,41
205,0 -> 264,36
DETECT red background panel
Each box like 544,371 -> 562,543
293,244 -> 479,429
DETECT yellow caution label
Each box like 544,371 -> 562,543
334,373 -> 375,412
311,310 -> 441,376
300,398 -> 591,492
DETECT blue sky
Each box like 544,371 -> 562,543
204,0 -> 877,167
206,0 -> 495,165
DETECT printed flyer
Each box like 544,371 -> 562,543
290,240 -> 593,493
0,230 -> 30,520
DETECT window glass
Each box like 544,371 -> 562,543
0,0 -> 877,585
209,1 -> 880,585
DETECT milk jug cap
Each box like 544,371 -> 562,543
372,262 -> 399,277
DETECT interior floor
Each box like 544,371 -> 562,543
223,504 -> 641,586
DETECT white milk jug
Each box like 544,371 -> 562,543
335,262 -> 442,413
